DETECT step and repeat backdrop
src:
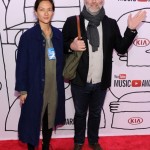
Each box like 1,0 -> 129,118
0,0 -> 150,140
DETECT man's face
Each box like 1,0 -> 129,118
84,0 -> 104,13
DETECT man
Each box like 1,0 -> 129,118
62,0 -> 146,150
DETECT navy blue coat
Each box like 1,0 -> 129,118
15,24 -> 65,146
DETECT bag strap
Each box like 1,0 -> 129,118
76,15 -> 81,40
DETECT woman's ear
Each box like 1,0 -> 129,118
34,11 -> 37,17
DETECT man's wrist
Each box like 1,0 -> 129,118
128,28 -> 137,33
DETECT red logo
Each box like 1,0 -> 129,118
133,38 -> 150,47
132,80 -> 141,87
128,117 -> 143,125
119,74 -> 126,79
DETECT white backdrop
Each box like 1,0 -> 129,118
0,0 -> 150,140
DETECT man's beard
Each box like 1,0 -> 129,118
86,6 -> 101,16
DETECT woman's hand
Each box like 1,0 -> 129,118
20,94 -> 27,104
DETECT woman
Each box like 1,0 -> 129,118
15,0 -> 65,150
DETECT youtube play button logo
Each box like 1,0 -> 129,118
132,80 -> 141,87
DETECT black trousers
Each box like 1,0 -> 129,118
71,83 -> 107,144
28,107 -> 52,150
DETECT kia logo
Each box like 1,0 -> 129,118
128,117 -> 143,125
133,38 -> 150,47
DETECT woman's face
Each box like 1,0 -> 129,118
84,0 -> 104,13
35,1 -> 53,25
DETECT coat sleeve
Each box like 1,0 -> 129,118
15,33 -> 29,92
62,17 -> 76,54
113,20 -> 137,54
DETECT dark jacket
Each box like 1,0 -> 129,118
15,24 -> 65,146
62,14 -> 137,89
